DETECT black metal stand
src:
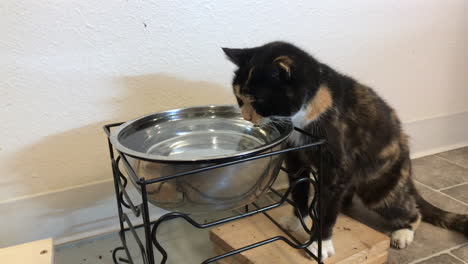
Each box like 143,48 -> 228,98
104,123 -> 325,264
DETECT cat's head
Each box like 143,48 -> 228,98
222,42 -> 317,125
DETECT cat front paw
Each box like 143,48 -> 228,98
308,239 -> 335,260
279,215 -> 302,232
391,228 -> 414,249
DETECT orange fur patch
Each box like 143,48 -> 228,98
246,67 -> 255,85
379,140 -> 400,159
400,166 -> 410,179
274,56 -> 293,75
233,85 -> 263,124
305,85 -> 333,121
354,84 -> 378,120
410,213 -> 422,231
274,56 -> 294,65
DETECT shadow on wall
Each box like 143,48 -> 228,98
1,74 -> 234,244
5,73 -> 235,199
114,74 -> 235,121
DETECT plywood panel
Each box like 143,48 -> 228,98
210,206 -> 389,264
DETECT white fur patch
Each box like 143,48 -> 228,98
308,239 -> 335,260
288,108 -> 309,146
291,108 -> 307,128
287,131 -> 302,146
391,228 -> 414,249
279,215 -> 303,232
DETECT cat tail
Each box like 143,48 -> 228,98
414,191 -> 468,237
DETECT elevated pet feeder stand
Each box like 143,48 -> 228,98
104,123 -> 325,264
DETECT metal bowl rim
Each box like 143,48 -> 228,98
109,104 -> 293,163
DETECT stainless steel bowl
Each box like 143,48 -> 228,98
110,105 -> 293,214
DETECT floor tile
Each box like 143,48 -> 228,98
452,244 -> 468,261
56,219 -> 216,264
412,155 -> 468,190
415,182 -> 468,214
344,183 -> 468,264
55,193 -> 281,264
55,232 -> 133,264
416,253 -> 464,264
387,223 -> 467,264
437,147 -> 468,169
442,183 -> 468,204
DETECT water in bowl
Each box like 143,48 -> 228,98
147,130 -> 266,159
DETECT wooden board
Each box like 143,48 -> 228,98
210,205 -> 389,264
214,247 -> 388,264
362,252 -> 388,264
0,238 -> 54,264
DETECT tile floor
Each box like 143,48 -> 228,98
56,147 -> 468,263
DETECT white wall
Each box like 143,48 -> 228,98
1,0 -> 467,246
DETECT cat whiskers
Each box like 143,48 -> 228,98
257,116 -> 292,129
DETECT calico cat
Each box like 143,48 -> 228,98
222,41 -> 468,260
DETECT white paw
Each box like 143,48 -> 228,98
308,239 -> 335,260
279,215 -> 303,232
391,228 -> 414,249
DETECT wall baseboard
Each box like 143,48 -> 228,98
404,111 -> 468,159
0,179 -> 168,247
1,111 -> 467,247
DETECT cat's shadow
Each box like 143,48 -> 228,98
3,73 -> 234,240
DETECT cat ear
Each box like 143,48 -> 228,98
222,47 -> 254,66
272,56 -> 293,80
